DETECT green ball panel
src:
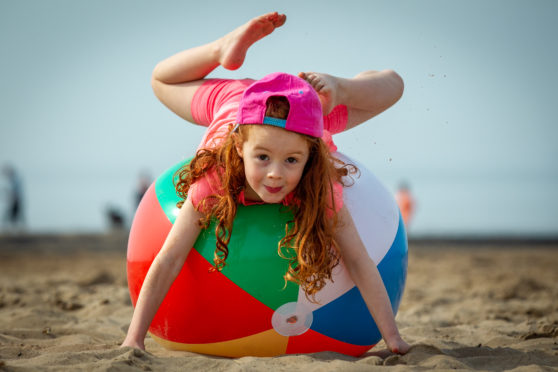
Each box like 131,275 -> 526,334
154,159 -> 299,310
154,158 -> 190,224
195,204 -> 299,310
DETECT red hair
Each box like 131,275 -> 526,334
175,124 -> 357,299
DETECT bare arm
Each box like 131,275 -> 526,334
335,205 -> 410,354
122,199 -> 204,350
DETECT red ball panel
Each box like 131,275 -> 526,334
127,183 -> 276,344
127,183 -> 172,300
286,328 -> 373,357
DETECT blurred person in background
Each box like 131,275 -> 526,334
2,165 -> 25,232
135,171 -> 151,207
395,181 -> 415,229
106,205 -> 126,231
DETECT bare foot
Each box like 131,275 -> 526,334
298,72 -> 340,115
217,12 -> 286,70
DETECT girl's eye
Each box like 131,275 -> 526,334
257,154 -> 269,161
286,157 -> 298,164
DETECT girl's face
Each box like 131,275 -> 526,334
236,125 -> 310,204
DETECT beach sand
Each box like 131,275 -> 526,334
0,234 -> 557,371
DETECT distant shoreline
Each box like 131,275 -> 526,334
1,232 -> 557,254
409,235 -> 558,248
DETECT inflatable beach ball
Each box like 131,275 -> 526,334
127,153 -> 407,357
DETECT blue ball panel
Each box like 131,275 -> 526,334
378,213 -> 408,311
310,215 -> 408,346
311,286 -> 380,345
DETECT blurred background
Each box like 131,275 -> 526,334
1,0 -> 557,238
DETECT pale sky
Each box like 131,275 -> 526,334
1,0 -> 557,235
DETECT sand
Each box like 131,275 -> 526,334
0,234 -> 557,371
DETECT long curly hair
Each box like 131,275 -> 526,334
174,98 -> 358,299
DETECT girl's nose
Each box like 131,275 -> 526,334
267,163 -> 282,179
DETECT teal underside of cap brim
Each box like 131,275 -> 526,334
263,116 -> 287,128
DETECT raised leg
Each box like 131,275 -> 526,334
298,70 -> 404,130
151,12 -> 286,123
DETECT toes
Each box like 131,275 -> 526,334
313,79 -> 325,91
275,14 -> 286,27
299,71 -> 316,83
308,74 -> 320,86
299,72 -> 324,91
264,12 -> 286,27
311,81 -> 324,91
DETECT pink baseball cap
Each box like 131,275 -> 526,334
236,72 -> 323,138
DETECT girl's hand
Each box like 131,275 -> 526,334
121,336 -> 145,351
386,336 -> 411,355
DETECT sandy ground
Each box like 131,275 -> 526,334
0,234 -> 557,371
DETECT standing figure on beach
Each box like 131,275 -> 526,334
2,165 -> 24,231
395,182 -> 415,228
122,12 -> 409,354
134,171 -> 151,207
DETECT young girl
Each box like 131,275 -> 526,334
122,12 -> 410,355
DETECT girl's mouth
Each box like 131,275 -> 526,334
265,186 -> 283,194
